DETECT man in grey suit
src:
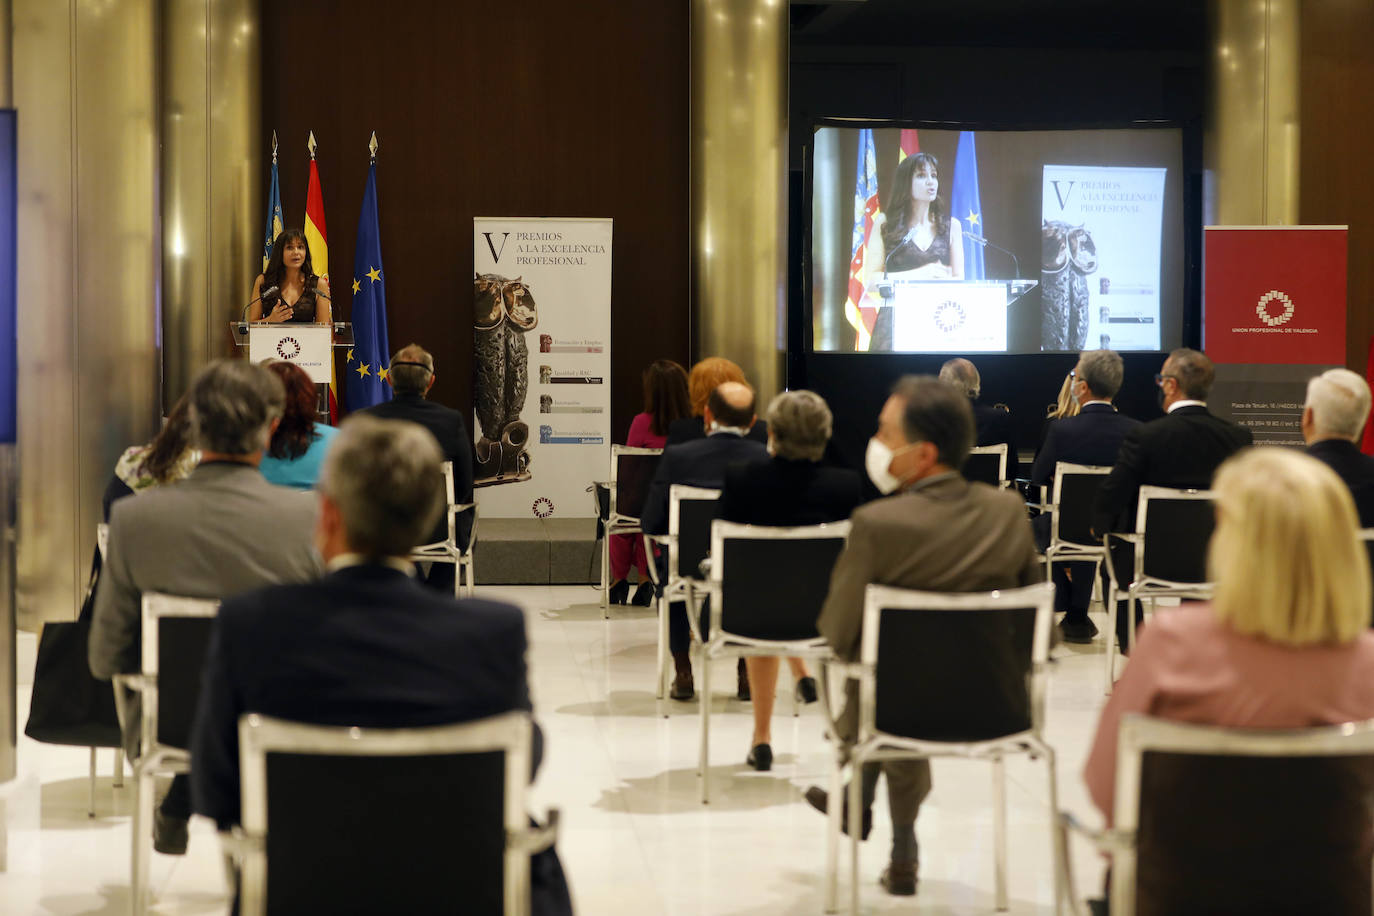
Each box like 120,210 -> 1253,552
90,359 -> 320,855
804,376 -> 1042,897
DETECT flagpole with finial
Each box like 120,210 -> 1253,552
369,130 -> 377,164
308,130 -> 317,160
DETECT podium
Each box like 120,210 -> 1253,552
874,279 -> 1037,353
229,322 -> 354,383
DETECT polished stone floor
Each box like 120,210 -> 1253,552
1,585 -> 1114,914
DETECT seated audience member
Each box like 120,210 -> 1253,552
102,391 -> 200,521
666,357 -> 768,445
258,360 -> 339,490
359,343 -> 475,593
1030,349 -> 1140,643
1036,369 -> 1081,453
1303,368 -> 1374,528
940,356 -> 1019,480
643,381 -> 768,700
1092,348 -> 1251,650
804,376 -> 1041,897
1084,448 -> 1374,826
189,416 -> 572,915
717,390 -> 862,770
609,359 -> 691,606
89,359 -> 320,856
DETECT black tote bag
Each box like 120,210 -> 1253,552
23,547 -> 123,748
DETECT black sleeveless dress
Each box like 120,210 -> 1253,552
266,282 -> 319,323
869,227 -> 952,352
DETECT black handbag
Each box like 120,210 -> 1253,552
23,547 -> 123,748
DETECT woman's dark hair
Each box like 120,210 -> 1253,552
881,152 -> 949,254
262,228 -> 319,301
264,360 -> 319,460
141,392 -> 195,483
642,359 -> 691,437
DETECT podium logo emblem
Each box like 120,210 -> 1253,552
1256,290 -> 1295,327
532,496 -> 554,518
276,336 -> 302,359
934,301 -> 966,333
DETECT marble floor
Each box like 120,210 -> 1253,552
1,585 -> 1114,914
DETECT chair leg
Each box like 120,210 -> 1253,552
464,556 -> 475,598
1044,746 -> 1068,916
848,757 -> 864,915
699,648 -> 711,804
132,765 -> 155,915
993,754 -> 1008,912
600,533 -> 610,616
113,748 -> 124,788
451,558 -> 461,598
88,747 -> 97,818
1103,581 -> 1118,694
824,750 -> 843,913
655,593 -> 667,704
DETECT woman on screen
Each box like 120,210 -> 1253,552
249,228 -> 332,325
868,152 -> 963,351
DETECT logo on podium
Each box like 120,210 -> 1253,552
1256,290 -> 1295,328
276,336 -> 302,359
934,301 -> 966,333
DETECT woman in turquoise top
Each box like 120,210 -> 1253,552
259,360 -> 338,490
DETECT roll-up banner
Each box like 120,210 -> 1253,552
1203,226 -> 1348,446
472,217 -> 612,518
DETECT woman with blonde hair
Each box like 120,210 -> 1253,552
666,356 -> 769,445
1084,447 -> 1374,821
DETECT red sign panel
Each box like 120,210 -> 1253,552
1203,227 -> 1348,365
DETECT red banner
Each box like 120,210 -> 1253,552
1203,226 -> 1347,365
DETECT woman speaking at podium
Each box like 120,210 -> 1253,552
867,152 -> 963,351
249,228 -> 332,325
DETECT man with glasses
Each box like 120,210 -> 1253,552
1092,348 -> 1251,650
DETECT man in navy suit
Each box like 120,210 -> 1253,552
1030,349 -> 1140,642
1303,368 -> 1374,528
190,415 -> 571,916
642,381 -> 767,699
1094,348 -> 1252,650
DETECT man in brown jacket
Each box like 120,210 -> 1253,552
805,375 -> 1042,897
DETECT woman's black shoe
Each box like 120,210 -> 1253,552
607,579 -> 630,605
795,676 -> 819,704
632,582 -> 655,607
746,743 -> 773,771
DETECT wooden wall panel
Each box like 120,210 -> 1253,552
262,1 -> 689,441
1300,1 -> 1374,371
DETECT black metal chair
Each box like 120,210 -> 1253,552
964,443 -> 1010,489
112,592 -> 220,915
823,582 -> 1060,914
232,711 -> 558,916
1102,486 -> 1215,690
645,485 -> 720,709
409,460 -> 478,597
594,445 -> 663,614
1059,715 -> 1374,916
1043,462 -> 1113,621
691,519 -> 850,804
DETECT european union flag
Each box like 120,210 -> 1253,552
344,160 -> 391,410
951,131 -> 986,281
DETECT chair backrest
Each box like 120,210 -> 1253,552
668,484 -> 720,581
140,592 -> 220,750
1135,486 -> 1215,584
1362,529 -> 1374,626
1050,462 -> 1112,547
707,519 -> 850,641
859,582 -> 1054,743
1112,715 -> 1374,916
963,444 -> 1008,487
237,711 -> 533,916
610,446 -> 664,522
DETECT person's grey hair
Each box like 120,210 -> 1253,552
389,343 -> 435,396
319,415 -> 444,557
938,357 -> 980,399
1167,348 -> 1215,400
1077,349 -> 1124,400
766,390 -> 832,462
1306,368 -> 1372,441
188,359 -> 285,455
891,375 -> 975,468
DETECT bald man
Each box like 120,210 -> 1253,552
641,381 -> 768,699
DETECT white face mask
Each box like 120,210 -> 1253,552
865,437 -> 912,494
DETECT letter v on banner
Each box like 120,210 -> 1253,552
483,232 -> 510,263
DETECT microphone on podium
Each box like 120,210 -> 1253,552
963,231 -> 1021,279
241,285 -> 280,321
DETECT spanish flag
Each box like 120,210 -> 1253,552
304,131 -> 338,423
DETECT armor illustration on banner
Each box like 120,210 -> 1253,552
473,272 -> 537,485
1040,220 -> 1098,351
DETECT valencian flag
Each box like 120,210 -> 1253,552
303,131 -> 339,422
951,130 -> 986,281
262,131 -> 283,271
344,134 -> 391,411
842,128 -> 882,352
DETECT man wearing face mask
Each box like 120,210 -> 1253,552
1030,349 -> 1140,643
1092,348 -> 1251,651
804,375 -> 1041,898
641,380 -> 769,700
